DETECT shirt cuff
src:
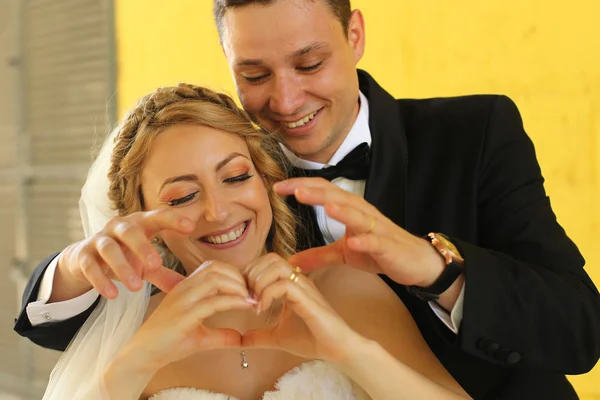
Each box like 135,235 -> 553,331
26,253 -> 99,326
428,281 -> 465,334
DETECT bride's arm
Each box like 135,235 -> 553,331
313,267 -> 471,399
101,261 -> 254,399
336,336 -> 469,400
103,345 -> 156,400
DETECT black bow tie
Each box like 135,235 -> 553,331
290,142 -> 371,181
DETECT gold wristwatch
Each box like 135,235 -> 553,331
406,233 -> 465,302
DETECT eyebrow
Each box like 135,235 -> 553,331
235,41 -> 328,67
215,152 -> 248,172
159,174 -> 198,193
158,152 -> 249,193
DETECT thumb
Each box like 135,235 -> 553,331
198,328 -> 243,350
242,327 -> 280,350
288,240 -> 345,273
143,265 -> 185,293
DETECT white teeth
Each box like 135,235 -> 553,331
282,111 -> 317,129
204,223 -> 246,244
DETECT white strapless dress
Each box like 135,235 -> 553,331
149,360 -> 370,400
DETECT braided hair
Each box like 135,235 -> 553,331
106,83 -> 296,272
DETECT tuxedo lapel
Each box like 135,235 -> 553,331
359,70 -> 408,229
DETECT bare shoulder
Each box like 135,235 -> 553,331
308,266 -> 411,339
309,266 -> 464,394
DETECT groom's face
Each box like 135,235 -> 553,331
221,0 -> 365,164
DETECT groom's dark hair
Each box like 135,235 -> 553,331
213,0 -> 352,41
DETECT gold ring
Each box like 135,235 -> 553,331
366,216 -> 376,234
288,266 -> 302,283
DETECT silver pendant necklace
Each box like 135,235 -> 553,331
230,304 -> 275,370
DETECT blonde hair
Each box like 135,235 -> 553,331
107,83 -> 296,271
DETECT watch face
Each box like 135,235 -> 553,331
434,234 -> 464,263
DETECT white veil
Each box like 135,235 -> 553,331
42,127 -> 152,399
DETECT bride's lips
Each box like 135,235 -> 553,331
198,221 -> 251,250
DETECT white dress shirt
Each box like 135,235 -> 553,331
27,90 -> 465,333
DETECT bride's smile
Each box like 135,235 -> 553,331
141,124 -> 273,272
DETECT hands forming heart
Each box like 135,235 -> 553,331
242,253 -> 361,363
123,254 -> 361,373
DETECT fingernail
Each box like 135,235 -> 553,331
147,254 -> 162,268
255,302 -> 262,315
180,218 -> 193,230
189,260 -> 212,278
244,297 -> 258,305
128,275 -> 142,288
105,284 -> 117,298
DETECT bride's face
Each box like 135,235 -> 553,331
140,124 -> 273,271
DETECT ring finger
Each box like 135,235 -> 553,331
252,263 -> 313,301
324,203 -> 382,236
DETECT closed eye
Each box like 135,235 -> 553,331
168,191 -> 198,207
243,74 -> 269,84
298,62 -> 323,72
224,173 -> 253,183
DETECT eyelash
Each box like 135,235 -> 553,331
224,172 -> 253,183
244,62 -> 323,83
298,61 -> 323,72
167,173 -> 254,207
168,192 -> 198,207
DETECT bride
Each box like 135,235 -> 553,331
43,83 -> 470,400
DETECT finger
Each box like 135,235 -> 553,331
187,260 -> 247,287
111,221 -> 163,270
78,252 -> 118,298
273,177 -> 333,195
143,266 -> 185,293
178,272 -> 252,303
324,203 -> 382,235
252,263 -> 314,300
287,241 -> 346,273
244,253 -> 281,288
293,186 -> 378,215
347,233 -> 390,259
258,279 -> 328,321
192,295 -> 254,321
137,209 -> 195,238
196,327 -> 243,350
95,236 -> 142,291
242,326 -> 280,350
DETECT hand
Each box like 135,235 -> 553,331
121,260 -> 255,372
275,178 -> 445,287
59,209 -> 197,299
242,253 -> 363,362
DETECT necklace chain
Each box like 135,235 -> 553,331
229,303 -> 275,370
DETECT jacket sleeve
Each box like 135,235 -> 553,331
456,95 -> 600,374
13,252 -> 100,351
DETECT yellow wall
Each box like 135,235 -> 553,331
116,1 -> 600,397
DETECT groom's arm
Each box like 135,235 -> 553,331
13,252 -> 100,351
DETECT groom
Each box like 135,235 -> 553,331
14,1 -> 600,398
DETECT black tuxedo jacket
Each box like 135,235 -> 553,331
15,70 -> 600,399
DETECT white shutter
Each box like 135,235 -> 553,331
0,0 -> 115,397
